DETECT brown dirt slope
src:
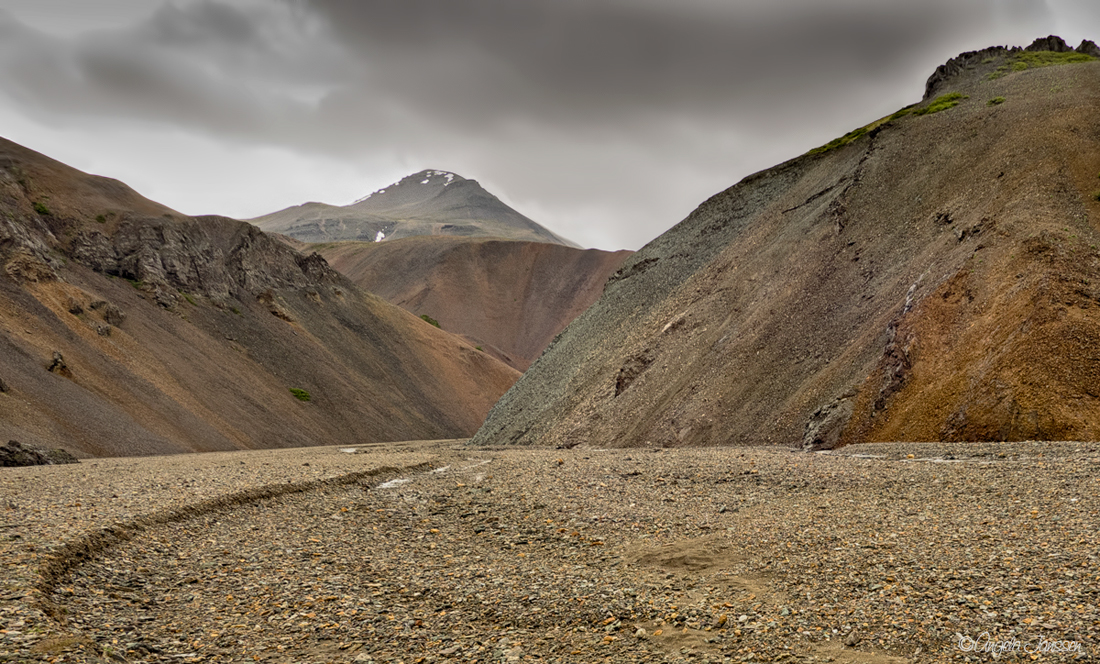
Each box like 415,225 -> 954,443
313,236 -> 632,370
472,38 -> 1100,449
0,138 -> 519,457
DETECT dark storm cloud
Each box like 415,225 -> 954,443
0,0 -> 992,148
0,0 -> 1086,248
310,0 -> 981,133
0,2 -> 344,138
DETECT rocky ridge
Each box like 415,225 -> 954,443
472,37 -> 1100,450
924,35 -> 1100,99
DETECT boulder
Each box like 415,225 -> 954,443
0,440 -> 79,467
1076,40 -> 1100,58
1026,35 -> 1072,52
46,351 -> 72,378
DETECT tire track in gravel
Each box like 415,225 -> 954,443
36,461 -> 437,621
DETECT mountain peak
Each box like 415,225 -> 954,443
252,169 -> 578,247
353,169 -> 466,205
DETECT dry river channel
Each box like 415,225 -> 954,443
1,440 -> 1098,663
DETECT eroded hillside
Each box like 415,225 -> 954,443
0,139 -> 519,457
314,236 -> 631,370
473,37 -> 1100,449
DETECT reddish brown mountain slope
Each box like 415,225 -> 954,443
473,38 -> 1100,449
0,138 -> 519,457
313,236 -> 631,370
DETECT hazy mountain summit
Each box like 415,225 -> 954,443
251,169 -> 578,247
473,36 -> 1100,449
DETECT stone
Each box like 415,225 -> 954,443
47,351 -> 68,374
0,440 -> 79,467
257,290 -> 294,322
4,249 -> 57,283
802,395 -> 855,451
103,304 -> 126,327
1077,39 -> 1100,57
1026,35 -> 1071,52
67,297 -> 84,315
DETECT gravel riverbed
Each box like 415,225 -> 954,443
0,440 -> 1097,663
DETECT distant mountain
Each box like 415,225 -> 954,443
250,170 -> 578,247
0,138 -> 519,457
473,36 -> 1100,450
313,236 -> 632,371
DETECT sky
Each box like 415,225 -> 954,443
0,1 -> 1095,250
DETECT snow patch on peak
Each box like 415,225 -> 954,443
354,170 -> 461,203
424,170 -> 457,186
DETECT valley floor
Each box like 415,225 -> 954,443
0,441 -> 1097,663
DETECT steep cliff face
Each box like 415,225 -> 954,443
314,236 -> 631,370
0,138 -> 519,457
472,39 -> 1100,449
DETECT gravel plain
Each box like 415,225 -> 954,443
0,440 -> 1098,663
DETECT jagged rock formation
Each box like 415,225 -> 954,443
0,138 -> 519,457
925,35 -> 1099,99
313,236 -> 631,371
250,170 -> 577,247
472,37 -> 1100,449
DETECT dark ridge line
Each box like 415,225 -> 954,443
34,460 -> 435,620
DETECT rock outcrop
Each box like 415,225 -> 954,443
924,36 -> 1098,100
0,440 -> 79,467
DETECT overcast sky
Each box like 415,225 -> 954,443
0,0 -> 1095,250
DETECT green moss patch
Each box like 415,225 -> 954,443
807,104 -> 917,156
289,387 -> 311,402
988,50 -> 1095,79
913,92 -> 968,116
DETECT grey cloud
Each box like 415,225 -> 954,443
0,2 -> 345,137
0,0 -> 1090,249
310,0 -> 985,132
147,1 -> 260,45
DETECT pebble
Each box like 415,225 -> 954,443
0,440 -> 1096,663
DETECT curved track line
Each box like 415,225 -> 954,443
35,461 -> 434,620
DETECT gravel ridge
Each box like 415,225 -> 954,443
1,441 -> 1097,663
